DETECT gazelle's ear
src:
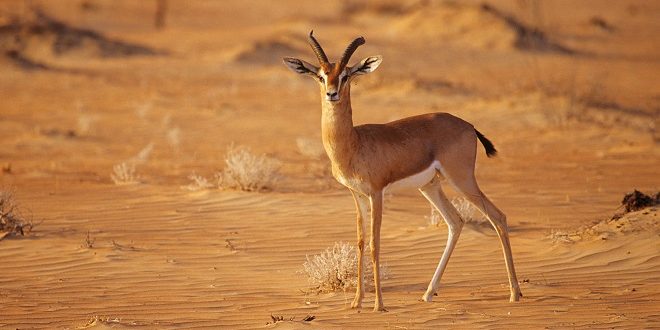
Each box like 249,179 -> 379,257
283,57 -> 319,77
349,56 -> 382,76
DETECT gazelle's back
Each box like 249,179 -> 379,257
355,112 -> 475,154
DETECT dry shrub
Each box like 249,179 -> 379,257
427,197 -> 487,226
426,205 -> 443,226
166,127 -> 181,149
110,143 -> 154,185
76,113 -> 97,136
451,197 -> 488,224
0,190 -> 33,240
217,145 -> 280,192
111,162 -> 139,185
183,172 -> 214,191
302,241 -> 390,293
80,315 -> 145,328
131,143 -> 154,164
83,230 -> 95,248
296,137 -> 325,159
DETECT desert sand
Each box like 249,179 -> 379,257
0,0 -> 658,328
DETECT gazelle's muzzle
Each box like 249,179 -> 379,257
326,89 -> 339,102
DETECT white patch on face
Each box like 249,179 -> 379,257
337,70 -> 347,91
319,70 -> 340,101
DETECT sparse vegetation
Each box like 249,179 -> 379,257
183,172 -> 214,191
112,240 -> 141,251
83,230 -> 95,248
225,238 -> 237,252
427,197 -> 488,226
301,241 -> 390,293
132,143 -> 154,164
451,197 -> 488,224
166,127 -> 181,149
296,137 -> 325,159
266,314 -> 315,325
80,315 -> 144,328
111,143 -> 154,185
0,190 -> 33,240
217,145 -> 281,192
76,114 -> 97,136
111,162 -> 140,185
135,101 -> 152,119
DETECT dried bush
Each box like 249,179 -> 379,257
183,172 -> 214,191
427,197 -> 487,226
76,114 -> 97,136
166,127 -> 181,149
426,206 -> 443,226
110,143 -> 154,185
451,197 -> 488,224
217,145 -> 280,192
131,143 -> 154,164
0,190 -> 33,240
302,241 -> 389,293
296,137 -> 325,159
111,162 -> 139,185
83,230 -> 95,248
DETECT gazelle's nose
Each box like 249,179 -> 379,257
326,91 -> 339,101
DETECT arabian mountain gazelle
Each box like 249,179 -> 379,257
283,31 -> 522,312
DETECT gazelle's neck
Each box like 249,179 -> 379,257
321,86 -> 357,166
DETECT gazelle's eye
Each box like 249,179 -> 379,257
318,76 -> 325,83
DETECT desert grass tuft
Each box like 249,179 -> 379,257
0,190 -> 33,240
296,137 -> 325,159
166,127 -> 181,149
217,144 -> 280,192
183,172 -> 214,191
110,143 -> 154,185
451,197 -> 488,224
111,162 -> 140,185
83,230 -> 96,248
301,241 -> 389,293
427,197 -> 488,226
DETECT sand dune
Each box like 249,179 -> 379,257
0,0 -> 658,328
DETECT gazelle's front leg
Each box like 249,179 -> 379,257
369,191 -> 386,311
419,179 -> 464,302
350,190 -> 369,309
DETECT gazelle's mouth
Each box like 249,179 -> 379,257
326,95 -> 340,102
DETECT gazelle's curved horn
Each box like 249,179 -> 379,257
308,30 -> 329,65
339,36 -> 365,69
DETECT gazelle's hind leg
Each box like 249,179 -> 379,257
452,175 -> 522,302
438,129 -> 521,302
419,176 -> 464,302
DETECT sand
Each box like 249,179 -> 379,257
0,0 -> 658,328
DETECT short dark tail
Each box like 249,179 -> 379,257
475,129 -> 497,158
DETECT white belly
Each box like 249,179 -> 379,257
385,160 -> 441,192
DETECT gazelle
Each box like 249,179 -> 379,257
283,31 -> 522,312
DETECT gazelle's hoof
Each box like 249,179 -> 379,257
351,300 -> 362,309
373,305 -> 387,312
509,290 -> 523,302
422,292 -> 434,302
